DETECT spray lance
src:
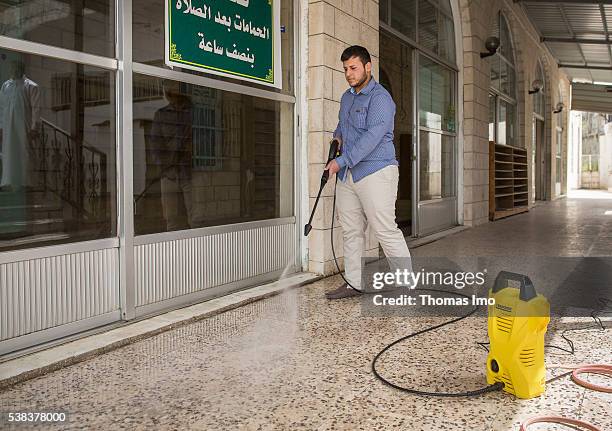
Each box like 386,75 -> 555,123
304,139 -> 341,236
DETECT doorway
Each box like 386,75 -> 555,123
380,31 -> 414,236
532,116 -> 545,201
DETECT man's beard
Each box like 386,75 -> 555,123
351,72 -> 368,89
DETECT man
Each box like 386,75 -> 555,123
149,80 -> 194,231
324,45 -> 412,300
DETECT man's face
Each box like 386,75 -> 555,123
342,56 -> 371,89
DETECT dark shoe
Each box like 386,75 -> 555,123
325,283 -> 362,300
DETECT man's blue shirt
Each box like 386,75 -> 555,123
333,77 -> 398,182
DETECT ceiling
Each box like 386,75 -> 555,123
517,0 -> 612,84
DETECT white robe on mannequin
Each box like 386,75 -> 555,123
0,76 -> 41,189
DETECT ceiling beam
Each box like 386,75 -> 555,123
542,37 -> 611,44
559,64 -> 612,69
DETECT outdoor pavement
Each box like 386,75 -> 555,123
0,190 -> 611,430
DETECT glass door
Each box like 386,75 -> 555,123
416,54 -> 457,236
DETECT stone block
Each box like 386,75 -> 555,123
358,22 -> 379,57
334,9 -> 360,45
332,69 -> 348,102
308,66 -> 334,100
214,186 -> 230,201
324,99 -> 341,132
308,98 -> 324,132
309,1 -> 335,36
365,0 -> 379,29
212,171 -> 240,186
308,131 -> 335,164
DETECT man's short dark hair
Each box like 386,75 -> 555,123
340,45 -> 371,66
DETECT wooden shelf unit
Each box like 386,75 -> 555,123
489,141 -> 529,221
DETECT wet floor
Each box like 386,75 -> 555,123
0,192 -> 611,430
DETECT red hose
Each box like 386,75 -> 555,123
571,364 -> 612,393
520,364 -> 611,431
520,416 -> 600,431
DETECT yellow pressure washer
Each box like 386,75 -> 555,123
487,271 -> 550,399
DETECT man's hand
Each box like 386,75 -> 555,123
325,159 -> 340,176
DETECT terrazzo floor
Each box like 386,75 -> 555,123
0,191 -> 611,430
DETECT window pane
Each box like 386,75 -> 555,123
0,1 -> 115,58
489,56 -> 501,91
419,132 -> 454,200
534,90 -> 544,117
418,56 -> 455,132
500,15 -> 514,64
438,14 -> 456,64
380,0 -> 389,24
418,0 -> 438,53
498,100 -> 507,145
133,74 -> 294,235
488,94 -> 496,142
500,61 -> 515,98
556,129 -> 562,183
390,0 -> 416,40
498,99 -> 516,147
0,52 -> 116,252
132,0 -> 295,96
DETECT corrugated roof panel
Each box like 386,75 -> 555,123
605,6 -> 612,31
580,44 -> 611,64
546,42 -> 586,63
523,4 -> 567,35
590,70 -> 612,83
572,83 -> 612,113
563,5 -> 603,34
564,68 -> 594,82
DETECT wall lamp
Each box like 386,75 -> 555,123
528,79 -> 543,95
553,102 -> 564,114
480,37 -> 500,59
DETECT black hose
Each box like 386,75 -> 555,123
329,175 -> 505,397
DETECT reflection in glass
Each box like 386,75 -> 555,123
488,94 -> 496,142
132,0 -> 295,96
489,57 -> 500,91
0,1 -> 115,57
416,0 -> 455,63
500,15 -> 514,64
497,99 -> 516,147
380,32 -> 413,231
438,13 -> 455,63
133,75 -> 294,235
390,0 -> 416,40
419,132 -> 454,201
0,51 -> 116,251
500,62 -> 515,97
419,56 -> 455,132
556,129 -> 562,184
534,61 -> 546,118
418,0 -> 437,53
380,0 -> 389,24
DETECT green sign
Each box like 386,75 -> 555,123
166,0 -> 281,88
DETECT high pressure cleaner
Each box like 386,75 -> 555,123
486,271 -> 550,399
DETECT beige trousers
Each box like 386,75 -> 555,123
336,165 -> 412,289
161,176 -> 193,231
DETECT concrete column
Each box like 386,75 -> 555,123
307,0 -> 380,275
